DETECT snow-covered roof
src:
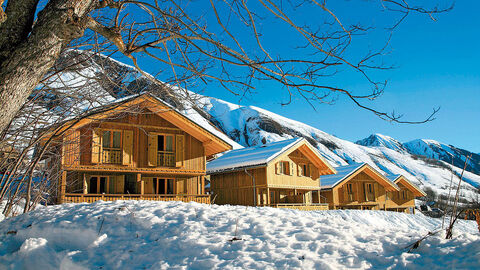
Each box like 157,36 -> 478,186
386,174 -> 426,196
386,174 -> 402,183
207,138 -> 303,173
320,163 -> 365,189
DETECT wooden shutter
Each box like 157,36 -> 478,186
116,175 -> 125,194
176,178 -> 186,194
175,134 -> 185,167
275,162 -> 279,174
122,130 -> 134,165
62,130 -> 80,166
91,129 -> 102,164
147,133 -> 157,166
364,183 -> 368,201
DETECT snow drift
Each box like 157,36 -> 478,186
0,201 -> 479,269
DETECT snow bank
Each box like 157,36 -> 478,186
0,201 -> 478,269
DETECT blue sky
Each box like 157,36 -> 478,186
131,1 -> 480,152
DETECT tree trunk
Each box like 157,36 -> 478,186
0,0 -> 97,134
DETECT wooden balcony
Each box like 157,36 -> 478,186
272,203 -> 329,211
102,149 -> 122,164
157,151 -> 175,167
64,193 -> 210,204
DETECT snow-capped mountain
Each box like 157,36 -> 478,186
356,134 -> 407,153
404,139 -> 480,175
34,50 -> 480,200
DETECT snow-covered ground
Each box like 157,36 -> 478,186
0,201 -> 478,269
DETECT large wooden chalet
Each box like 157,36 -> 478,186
207,138 -> 337,210
44,93 -> 232,204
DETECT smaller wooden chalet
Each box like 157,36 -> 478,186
385,175 -> 426,214
207,138 -> 337,210
42,93 -> 233,204
319,163 -> 399,210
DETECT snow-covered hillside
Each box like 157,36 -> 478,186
0,201 -> 478,269
35,50 -> 480,200
195,97 -> 480,198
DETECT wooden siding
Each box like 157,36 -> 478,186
266,149 -> 321,189
210,168 -> 266,206
385,181 -> 415,212
321,171 -> 390,210
63,112 -> 205,173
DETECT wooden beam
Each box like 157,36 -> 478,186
83,174 -> 87,194
138,173 -> 144,195
58,171 -> 67,204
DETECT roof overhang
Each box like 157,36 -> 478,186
269,139 -> 337,175
395,176 -> 426,197
333,164 -> 399,192
40,93 -> 232,156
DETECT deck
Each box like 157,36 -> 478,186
273,203 -> 329,211
63,193 -> 211,204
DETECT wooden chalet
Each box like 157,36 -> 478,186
385,175 -> 426,213
44,93 -> 232,204
319,163 -> 400,210
207,138 -> 337,210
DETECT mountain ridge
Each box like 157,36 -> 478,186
36,51 -> 480,200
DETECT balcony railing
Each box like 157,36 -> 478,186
157,151 -> 175,167
102,149 -> 122,164
63,193 -> 210,204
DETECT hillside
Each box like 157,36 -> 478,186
32,50 -> 480,200
0,201 -> 478,269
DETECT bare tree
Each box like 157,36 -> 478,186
0,0 -> 453,137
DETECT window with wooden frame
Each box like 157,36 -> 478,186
298,163 -> 311,177
346,183 -> 354,201
91,129 -> 133,165
275,161 -> 292,175
148,133 -> 185,167
101,130 -> 122,164
364,183 -> 375,201
86,175 -> 125,194
401,190 -> 409,200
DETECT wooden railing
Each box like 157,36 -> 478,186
273,203 -> 329,211
64,193 -> 210,204
157,152 -> 175,167
102,149 -> 122,164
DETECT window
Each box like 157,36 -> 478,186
364,183 -> 375,201
102,130 -> 122,149
157,135 -> 175,167
277,161 -> 290,175
298,163 -> 310,177
401,190 -> 408,200
101,130 -> 122,164
346,183 -> 354,201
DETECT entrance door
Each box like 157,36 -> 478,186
152,178 -> 175,194
88,176 -> 107,194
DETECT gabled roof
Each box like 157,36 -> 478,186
320,163 -> 399,191
386,174 -> 426,197
42,93 -> 233,156
206,138 -> 336,175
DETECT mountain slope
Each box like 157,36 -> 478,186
35,51 -> 480,199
